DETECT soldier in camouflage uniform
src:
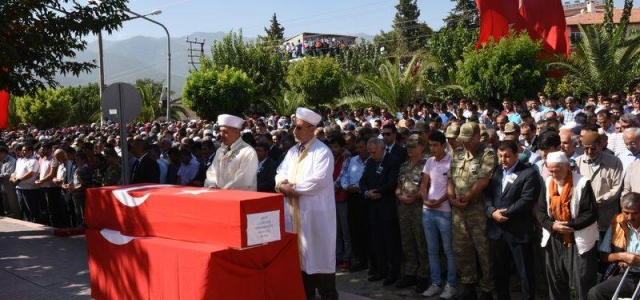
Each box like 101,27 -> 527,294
102,148 -> 122,186
445,124 -> 462,153
395,135 -> 430,292
413,121 -> 431,157
447,122 -> 496,300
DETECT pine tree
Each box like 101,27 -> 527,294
264,13 -> 285,42
444,0 -> 479,29
392,0 -> 431,53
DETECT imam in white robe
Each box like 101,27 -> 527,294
275,138 -> 337,274
204,138 -> 258,191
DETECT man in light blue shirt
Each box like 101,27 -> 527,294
338,137 -> 369,272
588,192 -> 640,300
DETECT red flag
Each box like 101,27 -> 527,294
0,90 -> 9,129
476,0 -> 527,49
519,0 -> 570,56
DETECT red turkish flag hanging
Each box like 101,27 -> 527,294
519,0 -> 571,56
0,90 -> 9,129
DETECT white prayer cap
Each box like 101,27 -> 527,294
217,114 -> 244,129
193,137 -> 202,142
296,107 -> 322,125
546,151 -> 569,164
560,121 -> 577,131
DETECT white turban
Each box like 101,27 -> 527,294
217,114 -> 244,129
296,107 -> 322,126
546,151 -> 569,164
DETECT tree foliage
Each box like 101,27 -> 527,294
264,13 -> 285,42
0,0 -> 129,95
286,57 -> 344,108
204,30 -> 287,104
428,22 -> 478,83
59,83 -> 101,125
456,32 -> 546,102
338,56 -> 425,115
15,89 -> 72,128
444,0 -> 479,29
182,66 -> 255,120
134,78 -> 188,122
392,0 -> 432,53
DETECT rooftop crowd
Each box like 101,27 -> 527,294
2,89 -> 640,300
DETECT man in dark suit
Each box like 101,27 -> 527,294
360,137 -> 402,286
130,139 -> 160,184
261,132 -> 283,162
254,142 -> 277,193
381,123 -> 407,163
188,139 -> 216,186
483,140 -> 542,300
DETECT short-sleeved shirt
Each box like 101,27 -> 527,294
398,158 -> 427,198
600,223 -> 640,272
448,145 -> 497,201
423,153 -> 452,212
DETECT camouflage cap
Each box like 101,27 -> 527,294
413,121 -> 428,133
405,134 -> 425,147
456,122 -> 480,142
445,125 -> 460,139
504,122 -> 520,134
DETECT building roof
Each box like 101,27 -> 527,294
566,8 -> 640,25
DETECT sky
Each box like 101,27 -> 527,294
101,0 -> 638,41
103,0 -> 456,40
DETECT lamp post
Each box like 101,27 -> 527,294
124,9 -> 171,122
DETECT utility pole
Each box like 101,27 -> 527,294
98,31 -> 106,126
186,37 -> 205,71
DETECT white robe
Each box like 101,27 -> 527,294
275,138 -> 337,274
204,138 -> 258,191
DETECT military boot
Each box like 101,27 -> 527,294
454,284 -> 478,300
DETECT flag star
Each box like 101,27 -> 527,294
175,190 -> 216,195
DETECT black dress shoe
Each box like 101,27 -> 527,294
367,274 -> 386,282
349,262 -> 367,272
478,291 -> 493,300
454,284 -> 478,300
394,275 -> 416,288
383,276 -> 398,286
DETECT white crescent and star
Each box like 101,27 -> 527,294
111,184 -> 172,207
100,229 -> 135,245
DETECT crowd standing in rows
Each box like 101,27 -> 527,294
2,90 -> 640,300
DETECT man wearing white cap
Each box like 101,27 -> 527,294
537,151 -> 598,300
204,114 -> 258,190
275,107 -> 338,300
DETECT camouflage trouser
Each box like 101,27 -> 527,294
398,201 -> 429,278
452,200 -> 494,292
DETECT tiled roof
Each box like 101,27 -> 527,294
566,8 -> 640,25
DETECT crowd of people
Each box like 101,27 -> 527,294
2,89 -> 640,300
281,36 -> 357,59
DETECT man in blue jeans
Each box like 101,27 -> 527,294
421,131 -> 457,299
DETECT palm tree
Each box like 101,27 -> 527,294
337,56 -> 425,116
549,1 -> 640,95
135,80 -> 189,122
264,90 -> 304,117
